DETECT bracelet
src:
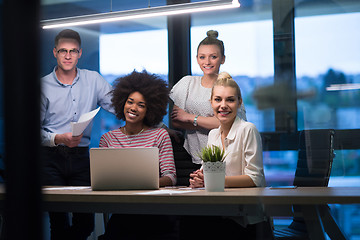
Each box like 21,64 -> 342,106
193,114 -> 200,127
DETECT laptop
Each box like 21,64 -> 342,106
90,147 -> 159,190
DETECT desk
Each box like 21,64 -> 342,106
1,186 -> 360,240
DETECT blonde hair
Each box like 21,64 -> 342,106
211,72 -> 242,102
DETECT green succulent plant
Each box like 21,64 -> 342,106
199,145 -> 226,162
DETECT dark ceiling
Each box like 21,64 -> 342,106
39,0 -> 360,34
40,0 -> 273,34
41,0 -> 168,20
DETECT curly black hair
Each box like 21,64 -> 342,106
111,70 -> 170,127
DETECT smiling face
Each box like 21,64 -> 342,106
211,85 -> 241,126
196,44 -> 225,76
53,38 -> 82,73
123,91 -> 147,126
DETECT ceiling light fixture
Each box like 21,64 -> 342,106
41,0 -> 240,29
326,83 -> 360,91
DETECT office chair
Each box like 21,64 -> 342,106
273,129 -> 341,240
171,136 -> 199,186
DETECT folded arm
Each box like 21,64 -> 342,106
171,105 -> 219,130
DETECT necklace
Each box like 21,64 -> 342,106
123,127 -> 144,144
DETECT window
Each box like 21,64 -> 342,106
100,30 -> 169,77
191,21 -> 274,132
295,12 -> 360,130
92,29 -> 169,148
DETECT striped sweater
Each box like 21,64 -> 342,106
99,127 -> 177,185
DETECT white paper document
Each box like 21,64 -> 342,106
135,189 -> 198,195
43,186 -> 91,191
70,107 -> 100,136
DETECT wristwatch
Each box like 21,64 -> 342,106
193,114 -> 200,127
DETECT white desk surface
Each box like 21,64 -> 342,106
1,186 -> 360,215
40,186 -> 360,205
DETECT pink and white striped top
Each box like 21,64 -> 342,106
99,127 -> 177,185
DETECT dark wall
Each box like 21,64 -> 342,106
2,0 -> 43,238
0,1 -> 4,181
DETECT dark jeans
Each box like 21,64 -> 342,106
41,146 -> 95,240
101,214 -> 179,240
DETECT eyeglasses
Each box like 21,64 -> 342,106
56,48 -> 80,57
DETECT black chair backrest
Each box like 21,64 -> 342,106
287,129 -> 336,232
171,137 -> 199,186
293,129 -> 335,187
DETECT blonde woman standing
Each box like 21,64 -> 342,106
170,30 -> 247,172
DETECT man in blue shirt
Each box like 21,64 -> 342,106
40,29 -> 113,240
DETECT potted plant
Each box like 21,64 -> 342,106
199,145 -> 226,192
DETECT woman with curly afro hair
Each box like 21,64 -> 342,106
110,70 -> 170,128
98,70 -> 178,240
100,70 -> 176,186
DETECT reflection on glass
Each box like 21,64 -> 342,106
263,150 -> 297,186
295,12 -> 360,130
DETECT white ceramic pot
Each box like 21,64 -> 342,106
203,161 -> 226,192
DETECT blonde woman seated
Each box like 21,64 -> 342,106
99,70 -> 177,240
185,72 -> 273,240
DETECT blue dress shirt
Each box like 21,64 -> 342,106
40,67 -> 114,147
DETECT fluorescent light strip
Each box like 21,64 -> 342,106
42,0 -> 240,29
326,83 -> 360,91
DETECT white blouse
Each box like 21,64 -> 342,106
207,117 -> 265,187
170,75 -> 247,164
207,117 -> 266,226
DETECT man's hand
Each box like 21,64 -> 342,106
55,132 -> 83,148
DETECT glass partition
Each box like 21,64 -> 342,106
294,1 -> 360,185
296,12 -> 360,130
32,0 -> 360,239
